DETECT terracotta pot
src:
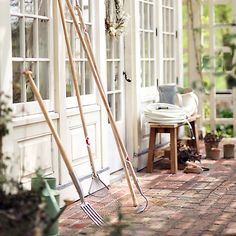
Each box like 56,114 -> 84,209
205,141 -> 220,159
209,147 -> 221,160
223,144 -> 235,159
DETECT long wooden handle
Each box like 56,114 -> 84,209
65,0 -> 138,206
57,0 -> 97,176
75,3 -> 142,202
23,71 -> 85,202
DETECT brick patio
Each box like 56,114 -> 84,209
60,142 -> 236,235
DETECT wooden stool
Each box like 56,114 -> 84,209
147,115 -> 200,174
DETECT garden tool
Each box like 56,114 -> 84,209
57,0 -> 109,196
75,1 -> 148,212
65,0 -> 137,207
75,1 -> 148,213
23,71 -> 104,226
67,0 -> 149,212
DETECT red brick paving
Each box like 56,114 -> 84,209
60,142 -> 236,235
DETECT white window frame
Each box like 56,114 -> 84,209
161,0 -> 177,84
64,0 -> 96,109
11,0 -> 54,117
139,0 -> 157,99
106,34 -> 124,122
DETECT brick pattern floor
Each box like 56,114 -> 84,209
60,142 -> 236,236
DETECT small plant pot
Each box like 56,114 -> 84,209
205,141 -> 220,159
209,147 -> 221,160
223,144 -> 235,159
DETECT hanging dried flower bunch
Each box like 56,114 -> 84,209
105,0 -> 129,38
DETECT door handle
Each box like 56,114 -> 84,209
123,71 -> 132,82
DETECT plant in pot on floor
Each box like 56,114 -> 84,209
204,132 -> 223,160
0,92 -> 49,236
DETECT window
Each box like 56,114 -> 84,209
106,34 -> 123,122
11,0 -> 52,114
105,0 -> 124,122
64,0 -> 95,108
139,0 -> 156,88
182,2 -> 189,87
162,0 -> 176,84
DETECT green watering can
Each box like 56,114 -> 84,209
31,177 -> 60,236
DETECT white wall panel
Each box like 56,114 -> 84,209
70,124 -> 97,162
60,109 -> 102,183
18,135 -> 54,177
13,117 -> 59,186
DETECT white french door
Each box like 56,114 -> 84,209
106,34 -> 126,173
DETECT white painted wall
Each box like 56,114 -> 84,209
0,0 -> 12,95
0,0 -> 14,165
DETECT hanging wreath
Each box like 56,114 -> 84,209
105,0 -> 129,38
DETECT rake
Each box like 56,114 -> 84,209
67,0 -> 148,212
57,0 -> 109,196
23,71 -> 104,226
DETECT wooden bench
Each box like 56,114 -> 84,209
147,115 -> 200,174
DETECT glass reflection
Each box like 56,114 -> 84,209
39,62 -> 49,99
13,62 -> 22,103
11,16 -> 21,57
10,0 -> 21,13
39,19 -> 48,58
25,0 -> 35,14
25,17 -> 34,58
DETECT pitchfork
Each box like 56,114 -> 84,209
23,71 -> 104,226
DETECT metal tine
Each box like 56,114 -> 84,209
86,203 -> 103,221
81,206 -> 101,226
82,202 -> 104,220
82,207 -> 103,226
81,203 -> 104,226
81,209 -> 102,226
86,203 -> 105,223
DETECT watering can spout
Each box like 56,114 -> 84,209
44,179 -> 60,213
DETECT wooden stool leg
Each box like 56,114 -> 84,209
190,120 -> 199,153
147,127 -> 157,173
170,128 -> 178,174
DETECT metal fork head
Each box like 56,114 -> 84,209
81,202 -> 104,226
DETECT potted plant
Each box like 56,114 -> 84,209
204,132 -> 222,159
0,92 -> 48,236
